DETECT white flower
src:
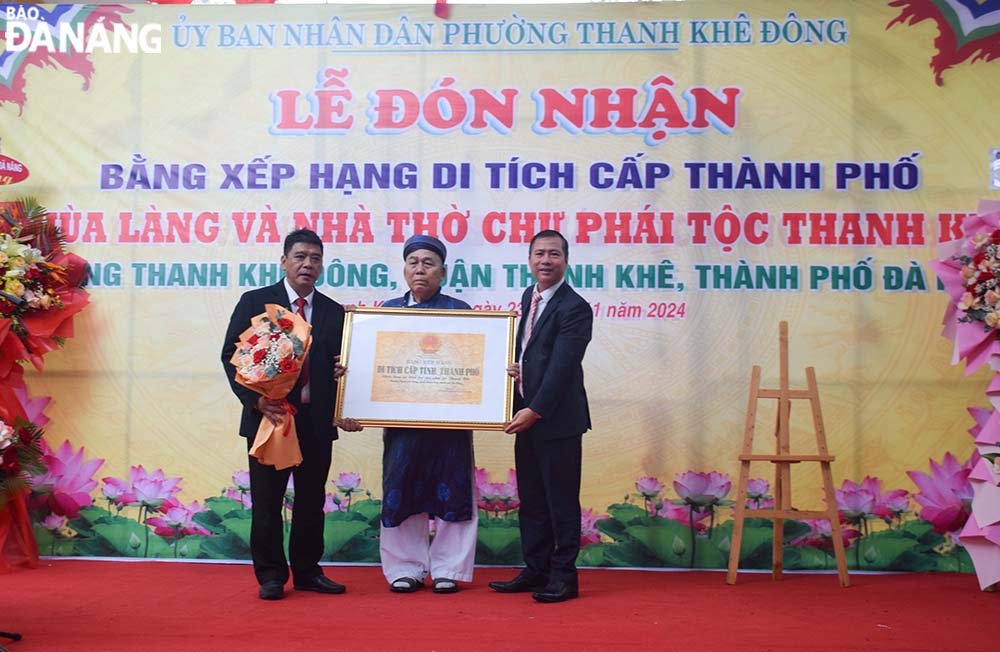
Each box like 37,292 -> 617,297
0,419 -> 15,451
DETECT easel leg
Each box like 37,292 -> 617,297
727,460 -> 752,584
821,463 -> 851,588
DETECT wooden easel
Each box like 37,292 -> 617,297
726,321 -> 850,587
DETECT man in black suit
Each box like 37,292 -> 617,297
490,230 -> 593,603
221,228 -> 348,600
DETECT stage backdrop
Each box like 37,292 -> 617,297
2,0 -> 998,570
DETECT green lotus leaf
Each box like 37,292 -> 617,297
204,496 -> 248,520
92,522 -> 173,558
783,545 -> 836,570
626,522 -> 727,568
327,532 -> 380,563
607,503 -> 650,526
323,520 -> 370,557
577,543 -> 607,567
476,526 -> 522,565
197,532 -> 251,559
600,539 -> 664,567
220,517 -> 253,547
348,499 -> 382,525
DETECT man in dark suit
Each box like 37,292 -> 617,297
489,230 -> 593,603
221,228 -> 348,600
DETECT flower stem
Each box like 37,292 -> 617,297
688,507 -> 697,569
142,506 -> 150,558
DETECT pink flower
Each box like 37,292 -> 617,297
127,465 -> 181,510
875,489 -> 910,519
907,452 -> 974,534
635,476 -> 664,499
791,519 -> 860,549
323,493 -> 345,513
13,386 -> 50,428
580,507 -> 606,546
655,501 -> 711,532
232,470 -> 251,491
837,476 -> 910,522
225,488 -> 252,509
745,478 -> 774,509
40,514 -> 66,531
746,478 -> 770,500
334,472 -> 362,494
28,440 -> 104,518
146,500 -> 210,537
475,467 -> 519,512
835,478 -> 878,522
100,476 -> 136,506
674,471 -> 732,508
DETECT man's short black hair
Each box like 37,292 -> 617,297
284,228 -> 323,256
529,229 -> 569,258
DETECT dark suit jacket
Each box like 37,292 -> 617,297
514,282 -> 592,440
221,281 -> 345,442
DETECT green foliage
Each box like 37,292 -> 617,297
29,488 -> 982,573
626,522 -> 727,568
476,519 -> 523,565
322,519 -> 371,558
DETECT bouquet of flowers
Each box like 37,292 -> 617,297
0,198 -> 89,377
230,303 -> 311,470
932,200 -> 1000,375
0,415 -> 45,508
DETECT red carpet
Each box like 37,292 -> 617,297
2,561 -> 995,652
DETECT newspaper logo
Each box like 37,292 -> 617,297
0,4 -> 146,109
992,148 -> 1000,190
2,4 -> 161,55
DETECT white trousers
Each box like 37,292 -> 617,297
379,510 -> 478,583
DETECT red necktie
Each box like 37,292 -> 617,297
294,297 -> 310,401
518,291 -> 542,396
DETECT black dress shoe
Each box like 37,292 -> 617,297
488,571 -> 548,593
293,575 -> 346,594
258,581 -> 285,600
532,582 -> 579,603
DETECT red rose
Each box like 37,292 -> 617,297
25,266 -> 41,281
974,252 -> 987,265
977,272 -> 993,284
252,348 -> 267,364
277,318 -> 294,332
247,334 -> 260,346
270,333 -> 281,341
279,358 -> 296,373
0,298 -> 14,315
0,446 -> 18,474
991,230 -> 1000,244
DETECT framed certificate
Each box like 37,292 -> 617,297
335,307 -> 517,430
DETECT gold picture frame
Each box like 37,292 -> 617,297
335,307 -> 517,430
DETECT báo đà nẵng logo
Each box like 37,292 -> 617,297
2,4 -> 161,55
0,154 -> 28,185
